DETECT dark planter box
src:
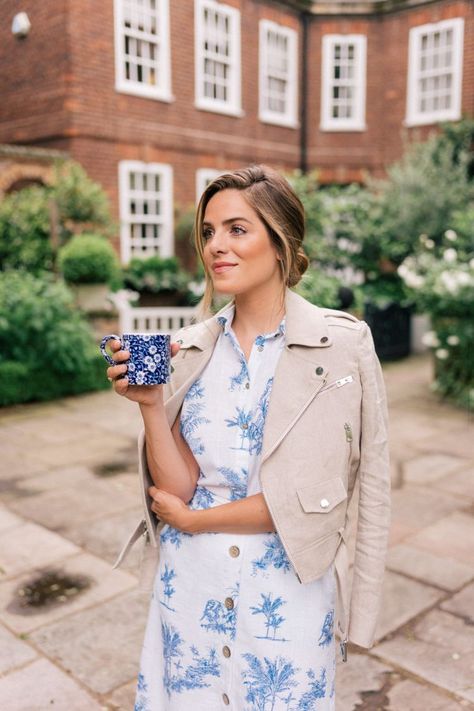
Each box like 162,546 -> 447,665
363,301 -> 412,360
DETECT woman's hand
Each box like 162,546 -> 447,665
106,339 -> 181,407
148,486 -> 197,533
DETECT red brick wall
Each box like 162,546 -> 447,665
308,0 -> 474,182
0,0 -> 472,221
0,0 -> 71,142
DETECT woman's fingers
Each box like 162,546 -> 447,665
114,375 -> 129,395
171,342 -> 181,357
106,363 -> 128,380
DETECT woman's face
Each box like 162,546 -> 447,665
202,189 -> 282,297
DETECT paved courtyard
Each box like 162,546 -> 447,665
0,352 -> 473,710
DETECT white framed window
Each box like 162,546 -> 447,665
406,18 -> 464,126
118,161 -> 173,263
196,168 -> 224,202
114,0 -> 172,101
321,35 -> 367,131
195,0 -> 242,116
259,20 -> 298,128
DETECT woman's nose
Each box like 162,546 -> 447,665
208,231 -> 229,254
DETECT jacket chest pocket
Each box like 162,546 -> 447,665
296,476 -> 347,514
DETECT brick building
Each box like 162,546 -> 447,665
0,0 -> 472,262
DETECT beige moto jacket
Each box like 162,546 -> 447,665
113,288 -> 391,656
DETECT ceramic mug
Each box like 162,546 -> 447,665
100,333 -> 171,385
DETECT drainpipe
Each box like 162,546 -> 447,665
300,10 -> 310,174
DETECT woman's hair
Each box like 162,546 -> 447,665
194,164 -> 309,314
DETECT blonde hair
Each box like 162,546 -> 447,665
194,164 -> 309,314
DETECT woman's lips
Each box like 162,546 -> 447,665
212,263 -> 237,274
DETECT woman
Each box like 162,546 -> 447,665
107,165 -> 391,710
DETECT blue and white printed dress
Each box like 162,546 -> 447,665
134,304 -> 337,711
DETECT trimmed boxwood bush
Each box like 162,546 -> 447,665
0,271 -> 109,406
58,233 -> 120,284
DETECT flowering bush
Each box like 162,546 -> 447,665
398,224 -> 474,409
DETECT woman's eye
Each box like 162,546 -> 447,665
203,228 -> 213,240
231,225 -> 246,236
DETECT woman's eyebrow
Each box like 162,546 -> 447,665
203,217 -> 253,227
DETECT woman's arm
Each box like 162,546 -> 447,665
140,403 -> 200,503
148,486 -> 276,534
107,339 -> 199,503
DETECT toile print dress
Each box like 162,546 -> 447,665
134,304 -> 337,711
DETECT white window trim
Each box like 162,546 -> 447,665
320,34 -> 367,132
194,0 -> 243,117
196,168 -> 224,202
114,0 -> 173,102
259,20 -> 298,128
405,18 -> 464,127
118,160 -> 174,264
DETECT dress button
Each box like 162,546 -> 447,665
320,498 -> 330,509
241,423 -> 248,430
245,382 -> 250,389
224,597 -> 234,610
223,692 -> 230,705
316,366 -> 324,375
222,645 -> 231,658
229,545 -> 240,557
257,346 -> 264,352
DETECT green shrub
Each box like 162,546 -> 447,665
122,255 -> 190,293
0,160 -> 114,275
0,271 -> 109,406
295,269 -> 345,309
58,233 -> 120,284
0,187 -> 53,273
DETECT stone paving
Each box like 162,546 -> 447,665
0,352 -> 473,710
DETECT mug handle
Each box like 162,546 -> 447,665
100,334 -> 122,365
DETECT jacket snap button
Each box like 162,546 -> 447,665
315,366 -> 324,375
320,498 -> 330,509
320,336 -> 328,343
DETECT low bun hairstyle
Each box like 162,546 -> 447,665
194,164 -> 308,313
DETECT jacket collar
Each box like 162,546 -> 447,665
179,288 -> 332,351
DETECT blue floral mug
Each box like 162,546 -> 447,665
100,333 -> 171,386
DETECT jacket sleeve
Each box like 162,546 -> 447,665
348,321 -> 391,648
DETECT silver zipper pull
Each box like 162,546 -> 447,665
336,375 -> 353,388
340,638 -> 348,662
142,519 -> 149,542
344,423 -> 353,442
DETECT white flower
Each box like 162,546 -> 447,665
447,335 -> 460,346
153,353 -> 162,363
136,371 -> 146,383
144,356 -> 154,365
435,348 -> 449,360
425,239 -> 435,249
147,362 -> 157,372
419,233 -> 429,243
422,331 -> 440,348
149,345 -> 157,354
443,248 -> 457,263
128,362 -> 136,372
444,229 -> 457,242
440,272 -> 459,295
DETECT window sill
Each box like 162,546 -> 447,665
194,101 -> 244,118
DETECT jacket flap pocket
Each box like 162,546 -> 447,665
296,477 -> 347,513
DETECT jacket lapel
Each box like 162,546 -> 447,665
163,289 -> 334,459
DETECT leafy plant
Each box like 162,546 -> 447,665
122,255 -> 190,294
0,160 -> 115,275
0,270 -> 108,405
58,233 -> 120,285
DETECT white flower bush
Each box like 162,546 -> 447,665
398,226 -> 473,409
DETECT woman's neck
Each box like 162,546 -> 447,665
232,285 -> 286,339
